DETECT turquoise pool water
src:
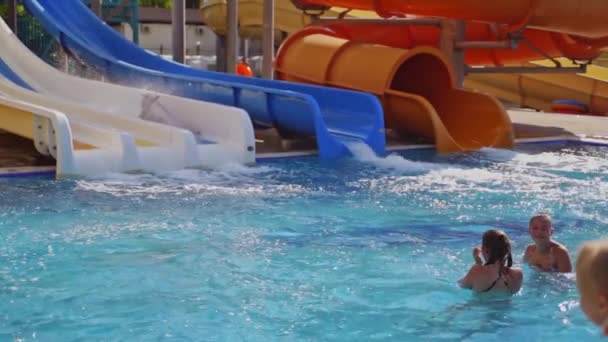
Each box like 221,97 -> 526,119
1,141 -> 607,341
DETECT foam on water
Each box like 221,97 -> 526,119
347,142 -> 441,173
75,163 -> 299,198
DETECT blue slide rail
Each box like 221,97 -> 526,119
22,0 -> 386,159
0,58 -> 33,90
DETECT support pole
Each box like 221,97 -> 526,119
7,0 -> 17,33
456,41 -> 515,50
466,65 -> 587,74
453,21 -> 466,88
226,0 -> 238,74
262,0 -> 275,79
439,19 -> 465,88
172,0 -> 185,64
91,0 -> 103,17
130,0 -> 139,45
215,35 -> 227,72
242,38 -> 249,59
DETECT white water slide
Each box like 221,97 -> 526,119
0,18 -> 255,177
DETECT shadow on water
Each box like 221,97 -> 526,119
262,220 -> 531,249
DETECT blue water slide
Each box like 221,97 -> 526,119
0,58 -> 32,90
22,0 -> 386,158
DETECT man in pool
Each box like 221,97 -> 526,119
523,213 -> 572,273
576,239 -> 608,336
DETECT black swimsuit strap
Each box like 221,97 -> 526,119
482,276 -> 500,292
482,270 -> 511,293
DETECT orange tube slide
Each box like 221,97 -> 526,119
276,0 -> 608,150
316,22 -> 604,66
296,0 -> 608,39
275,32 -> 514,152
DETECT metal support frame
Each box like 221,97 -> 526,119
7,0 -> 17,32
240,38 -> 249,58
438,20 -> 465,87
215,35 -> 227,72
172,0 -> 185,63
262,0 -> 275,79
452,21 -> 466,88
103,0 -> 129,22
91,0 -> 103,17
466,64 -> 587,74
128,0 -> 139,45
456,40 -> 516,50
313,17 -> 441,26
226,0 -> 238,74
96,0 -> 139,44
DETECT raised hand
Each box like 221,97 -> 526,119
473,247 -> 483,265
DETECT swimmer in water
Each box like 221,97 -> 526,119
576,239 -> 608,336
523,213 -> 572,273
459,229 -> 523,294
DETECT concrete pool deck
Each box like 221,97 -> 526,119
509,109 -> 608,140
255,110 -> 608,158
1,109 -> 608,177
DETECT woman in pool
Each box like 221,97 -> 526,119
459,229 -> 523,294
576,239 -> 608,335
523,213 -> 572,273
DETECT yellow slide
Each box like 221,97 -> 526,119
0,93 -> 98,176
0,102 -> 42,142
465,60 -> 608,115
201,0 -> 379,38
0,101 -> 95,151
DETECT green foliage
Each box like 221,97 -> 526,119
0,4 -> 26,18
139,0 -> 172,8
138,0 -> 201,9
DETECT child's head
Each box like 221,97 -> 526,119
482,229 -> 513,268
576,240 -> 608,328
529,213 -> 553,243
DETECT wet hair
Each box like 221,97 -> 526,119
529,212 -> 552,226
577,240 -> 608,292
482,229 -> 513,272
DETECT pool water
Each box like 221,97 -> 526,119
1,141 -> 607,341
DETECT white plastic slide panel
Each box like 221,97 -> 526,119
146,94 -> 256,164
0,19 -> 255,167
0,77 -> 201,169
68,119 -> 142,173
0,94 -> 154,176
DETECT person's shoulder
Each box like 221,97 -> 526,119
524,244 -> 535,253
509,267 -> 524,279
466,264 -> 486,277
469,264 -> 484,272
510,266 -> 524,274
550,241 -> 570,254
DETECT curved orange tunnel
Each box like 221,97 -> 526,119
295,0 -> 608,39
316,22 -> 603,66
275,31 -> 514,152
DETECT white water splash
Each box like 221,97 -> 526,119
478,147 -> 519,162
346,142 -> 440,173
512,151 -> 608,173
74,163 -> 307,198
